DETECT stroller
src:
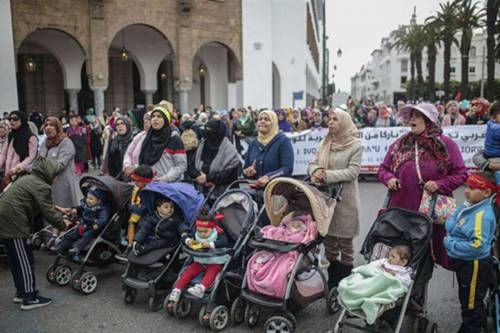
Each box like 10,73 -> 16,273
121,182 -> 205,311
166,187 -> 259,331
332,193 -> 437,333
240,177 -> 340,333
45,175 -> 133,294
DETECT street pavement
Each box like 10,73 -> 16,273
0,181 -> 469,333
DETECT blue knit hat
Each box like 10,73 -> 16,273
88,187 -> 107,201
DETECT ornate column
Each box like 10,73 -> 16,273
91,86 -> 106,116
66,89 -> 80,113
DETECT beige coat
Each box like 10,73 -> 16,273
308,141 -> 362,238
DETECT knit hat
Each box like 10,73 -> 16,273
152,105 -> 172,125
88,187 -> 107,201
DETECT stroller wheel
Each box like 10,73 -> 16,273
148,293 -> 164,312
45,264 -> 57,284
124,287 -> 137,304
54,265 -> 73,286
71,273 -> 82,291
326,288 -> 341,314
230,296 -> 245,326
277,311 -> 297,331
79,272 -> 98,295
209,305 -> 229,331
199,306 -> 210,327
425,322 -> 438,333
264,315 -> 294,333
244,304 -> 260,328
173,297 -> 192,318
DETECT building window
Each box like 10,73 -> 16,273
469,66 -> 476,73
401,59 -> 408,72
401,76 -> 407,85
451,67 -> 456,73
470,46 -> 476,57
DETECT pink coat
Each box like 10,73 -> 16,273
246,215 -> 317,299
441,114 -> 466,127
0,136 -> 38,173
122,130 -> 147,170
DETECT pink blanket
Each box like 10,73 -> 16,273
246,214 -> 317,299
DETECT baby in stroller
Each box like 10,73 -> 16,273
55,187 -> 111,261
337,245 -> 413,324
132,195 -> 189,257
167,213 -> 228,304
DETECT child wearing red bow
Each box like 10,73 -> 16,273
444,172 -> 497,333
168,213 -> 228,302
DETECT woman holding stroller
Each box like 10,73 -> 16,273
308,108 -> 363,291
378,103 -> 467,307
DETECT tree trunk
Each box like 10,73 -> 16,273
443,40 -> 452,101
487,0 -> 499,101
415,50 -> 424,99
427,44 -> 437,101
410,54 -> 416,100
460,30 -> 471,98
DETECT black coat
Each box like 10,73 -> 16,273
135,212 -> 189,252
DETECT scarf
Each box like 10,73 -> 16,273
201,120 -> 227,172
257,110 -> 279,146
390,121 -> 449,173
44,116 -> 67,149
139,111 -> 172,166
109,116 -> 133,155
316,109 -> 359,168
276,109 -> 291,132
8,111 -> 33,161
195,137 -> 241,175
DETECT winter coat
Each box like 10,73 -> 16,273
39,137 -> 78,207
244,133 -> 294,179
441,114 -> 466,127
149,131 -> 187,183
308,141 -> 363,238
0,157 -> 65,239
74,199 -> 111,232
123,130 -> 147,170
444,197 -> 496,261
484,120 -> 500,158
134,212 -> 189,251
0,135 -> 38,173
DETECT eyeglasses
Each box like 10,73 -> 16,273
116,122 -> 126,126
9,117 -> 20,122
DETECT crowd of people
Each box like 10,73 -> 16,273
1,97 -> 500,333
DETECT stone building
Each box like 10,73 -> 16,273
1,0 -> 243,116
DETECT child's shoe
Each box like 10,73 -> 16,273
187,284 -> 206,298
168,288 -> 182,302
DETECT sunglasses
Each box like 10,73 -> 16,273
9,117 -> 20,122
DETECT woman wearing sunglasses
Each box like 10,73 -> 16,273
0,111 -> 38,185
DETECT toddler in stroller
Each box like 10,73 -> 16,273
55,187 -> 111,262
167,213 -> 229,304
337,245 -> 412,325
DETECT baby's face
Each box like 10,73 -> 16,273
157,201 -> 174,216
86,194 -> 100,207
287,220 -> 305,232
388,249 -> 407,267
196,226 -> 212,239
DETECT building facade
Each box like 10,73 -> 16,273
242,0 -> 323,109
1,0 -> 243,116
351,28 -> 500,104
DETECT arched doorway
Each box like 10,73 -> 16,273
272,62 -> 281,109
108,24 -> 174,113
17,29 -> 86,115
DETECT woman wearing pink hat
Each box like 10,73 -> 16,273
378,103 -> 467,304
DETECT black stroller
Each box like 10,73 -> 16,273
332,193 -> 438,333
166,187 -> 259,331
45,175 -> 133,294
121,182 -> 205,311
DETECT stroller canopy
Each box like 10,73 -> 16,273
140,182 -> 205,223
80,175 -> 134,210
264,177 -> 337,237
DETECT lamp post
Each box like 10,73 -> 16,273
322,0 -> 327,106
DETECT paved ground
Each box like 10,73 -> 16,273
0,181 -> 475,333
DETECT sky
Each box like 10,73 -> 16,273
326,0 -> 445,93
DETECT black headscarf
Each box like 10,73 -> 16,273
139,110 -> 172,166
8,111 -> 33,161
201,120 -> 226,172
109,116 -> 133,155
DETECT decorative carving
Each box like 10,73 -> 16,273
89,0 -> 104,20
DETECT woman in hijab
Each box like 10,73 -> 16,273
89,116 -> 103,170
123,111 -> 152,177
138,104 -> 186,182
467,98 -> 490,125
374,104 -> 396,127
308,108 -> 363,293
291,109 -> 307,132
233,108 -> 256,153
276,109 -> 292,133
104,116 -> 133,178
442,100 -> 466,127
243,110 -> 294,189
67,115 -> 87,176
189,119 -> 240,197
0,111 -> 38,182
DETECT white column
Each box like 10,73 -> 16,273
179,89 -> 189,114
0,1 -> 18,111
227,83 -> 237,110
142,90 -> 155,107
66,89 -> 80,113
91,86 -> 106,117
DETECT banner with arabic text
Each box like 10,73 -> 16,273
289,125 -> 485,175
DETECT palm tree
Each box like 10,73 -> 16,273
486,0 -> 500,100
455,0 -> 485,98
392,26 -> 417,99
423,21 -> 441,101
428,1 -> 459,100
410,24 -> 426,98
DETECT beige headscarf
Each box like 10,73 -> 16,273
257,110 -> 279,145
316,108 -> 359,168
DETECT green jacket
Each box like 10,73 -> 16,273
0,156 -> 65,239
